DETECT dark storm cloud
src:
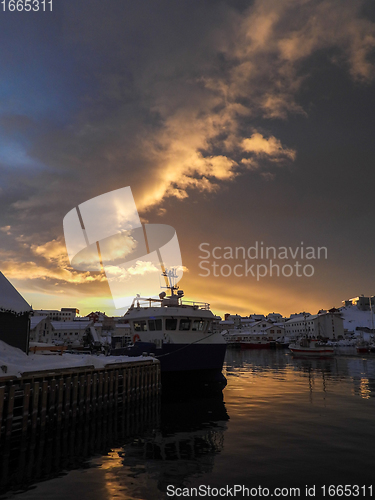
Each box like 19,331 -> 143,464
1,0 -> 375,311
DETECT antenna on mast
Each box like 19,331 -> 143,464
161,268 -> 184,300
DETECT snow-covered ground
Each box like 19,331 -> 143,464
340,305 -> 375,333
0,340 -> 156,378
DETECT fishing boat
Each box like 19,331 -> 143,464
289,338 -> 334,357
114,270 -> 227,388
356,341 -> 370,354
240,336 -> 271,349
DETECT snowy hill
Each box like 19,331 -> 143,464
340,305 -> 375,333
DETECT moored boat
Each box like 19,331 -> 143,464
289,338 -> 334,357
113,270 -> 227,389
240,337 -> 271,349
356,341 -> 370,354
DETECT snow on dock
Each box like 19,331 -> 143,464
0,340 -> 156,378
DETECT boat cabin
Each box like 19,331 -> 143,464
131,317 -> 209,334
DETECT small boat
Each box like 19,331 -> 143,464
240,338 -> 271,349
289,338 -> 334,357
356,341 -> 370,354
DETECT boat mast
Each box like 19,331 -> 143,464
161,268 -> 179,297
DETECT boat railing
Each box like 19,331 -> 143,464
180,299 -> 210,310
129,296 -> 210,310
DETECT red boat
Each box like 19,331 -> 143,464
356,342 -> 370,354
289,338 -> 334,357
240,339 -> 271,349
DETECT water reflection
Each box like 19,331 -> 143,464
3,349 -> 375,498
0,387 -> 228,499
118,392 -> 228,496
225,347 -> 375,399
0,395 -> 160,496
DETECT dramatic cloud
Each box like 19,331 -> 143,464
1,0 -> 375,313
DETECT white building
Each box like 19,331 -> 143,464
266,312 -> 284,323
33,307 -> 79,322
29,316 -> 53,343
247,320 -> 275,334
284,311 -> 344,340
50,320 -> 92,345
264,324 -> 285,340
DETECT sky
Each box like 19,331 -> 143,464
1,0 -> 375,318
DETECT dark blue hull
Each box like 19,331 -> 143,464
111,341 -> 227,389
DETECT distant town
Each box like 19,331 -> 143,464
28,295 -> 375,346
1,263 -> 374,356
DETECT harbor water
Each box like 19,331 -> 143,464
1,348 -> 375,499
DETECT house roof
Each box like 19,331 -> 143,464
264,324 -> 285,331
285,315 -> 317,324
30,316 -> 47,329
0,272 -> 31,314
51,321 -> 91,330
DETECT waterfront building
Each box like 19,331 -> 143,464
0,271 -> 31,353
32,307 -> 79,321
266,312 -> 285,322
29,316 -> 53,343
264,324 -> 285,340
342,295 -> 375,311
246,319 -> 275,334
86,311 -> 108,322
50,320 -> 92,344
284,310 -> 344,340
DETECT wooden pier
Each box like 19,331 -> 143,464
0,359 -> 160,492
0,359 -> 160,444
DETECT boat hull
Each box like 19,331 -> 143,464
240,342 -> 271,349
289,347 -> 334,357
112,341 -> 227,374
356,347 -> 370,354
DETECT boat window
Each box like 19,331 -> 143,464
192,320 -> 205,331
179,319 -> 191,331
165,318 -> 177,330
134,320 -> 148,332
149,319 -> 162,331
